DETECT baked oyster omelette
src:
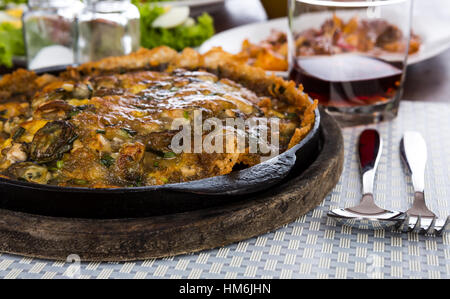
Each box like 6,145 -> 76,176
0,47 -> 317,188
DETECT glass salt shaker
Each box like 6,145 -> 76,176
22,0 -> 84,70
76,0 -> 140,63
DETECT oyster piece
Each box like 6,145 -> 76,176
6,162 -> 51,184
30,120 -> 78,163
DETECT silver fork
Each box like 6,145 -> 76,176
399,131 -> 450,235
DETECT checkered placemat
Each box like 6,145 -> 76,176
0,101 -> 449,279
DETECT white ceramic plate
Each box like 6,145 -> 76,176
199,15 -> 450,66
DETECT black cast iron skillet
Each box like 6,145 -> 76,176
0,65 -> 321,218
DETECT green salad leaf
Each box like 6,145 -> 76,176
137,4 -> 215,51
0,22 -> 25,67
132,0 -> 172,3
0,0 -> 27,10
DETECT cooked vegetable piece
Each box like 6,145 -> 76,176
152,6 -> 190,29
100,154 -> 115,168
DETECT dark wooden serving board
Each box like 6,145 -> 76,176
0,111 -> 343,261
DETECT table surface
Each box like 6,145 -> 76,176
1,101 -> 449,279
0,0 -> 450,279
212,0 -> 450,103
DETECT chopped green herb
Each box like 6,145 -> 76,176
68,109 -> 81,118
183,110 -> 190,119
121,127 -> 137,137
12,127 -> 25,140
161,177 -> 168,183
132,104 -> 145,110
96,129 -> 106,134
56,160 -> 64,169
73,179 -> 88,185
100,154 -> 115,168
163,152 -> 176,159
153,161 -> 159,167
68,134 -> 79,144
286,112 -> 298,119
133,177 -> 143,187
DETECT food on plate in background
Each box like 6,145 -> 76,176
0,0 -> 215,67
294,15 -> 421,56
132,0 -> 171,2
238,15 -> 421,71
0,0 -> 27,9
238,30 -> 288,71
0,21 -> 24,67
136,4 -> 214,51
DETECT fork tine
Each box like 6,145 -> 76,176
426,216 -> 437,235
437,216 -> 450,236
443,216 -> 450,231
412,215 -> 422,233
398,214 -> 410,232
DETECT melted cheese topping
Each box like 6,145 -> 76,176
0,47 -> 316,188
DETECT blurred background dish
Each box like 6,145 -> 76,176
136,3 -> 214,51
199,14 -> 450,68
0,0 -> 219,69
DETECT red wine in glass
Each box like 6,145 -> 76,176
289,55 -> 403,108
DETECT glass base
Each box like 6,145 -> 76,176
323,100 -> 400,127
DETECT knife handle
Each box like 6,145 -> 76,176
359,129 -> 383,195
400,131 -> 427,193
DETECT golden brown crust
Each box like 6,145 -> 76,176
63,46 -> 179,79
